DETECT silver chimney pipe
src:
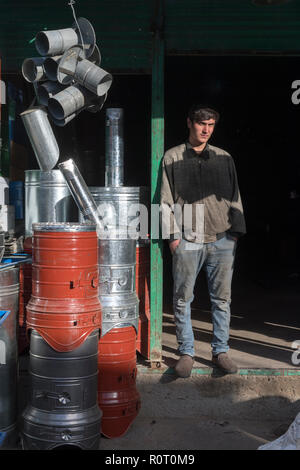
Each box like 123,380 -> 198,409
105,108 -> 124,187
58,159 -> 101,229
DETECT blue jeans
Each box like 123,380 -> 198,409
172,234 -> 237,357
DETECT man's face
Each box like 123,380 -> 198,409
187,118 -> 216,145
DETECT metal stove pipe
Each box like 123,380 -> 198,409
58,159 -> 102,229
105,108 -> 124,187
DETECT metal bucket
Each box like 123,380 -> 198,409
97,325 -> 141,438
25,170 -> 78,238
21,329 -> 101,450
26,223 -> 101,351
0,265 -> 19,448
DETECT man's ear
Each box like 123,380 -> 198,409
187,117 -> 192,129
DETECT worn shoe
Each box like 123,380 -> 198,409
212,353 -> 238,374
174,355 -> 194,378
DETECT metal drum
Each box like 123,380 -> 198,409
136,240 -> 151,359
18,238 -> 32,354
25,170 -> 78,238
97,326 -> 141,438
26,223 -> 101,351
21,329 -> 101,450
0,226 -> 4,263
0,264 -> 19,449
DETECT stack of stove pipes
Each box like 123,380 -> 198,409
59,108 -> 142,438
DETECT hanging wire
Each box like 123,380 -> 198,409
68,0 -> 85,58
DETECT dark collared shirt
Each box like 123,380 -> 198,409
160,141 -> 246,243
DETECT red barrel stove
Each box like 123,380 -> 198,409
97,325 -> 141,438
26,223 -> 101,352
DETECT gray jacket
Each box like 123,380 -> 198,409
160,142 -> 246,243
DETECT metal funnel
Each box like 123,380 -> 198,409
20,106 -> 59,171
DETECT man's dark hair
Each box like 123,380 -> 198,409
188,105 -> 220,124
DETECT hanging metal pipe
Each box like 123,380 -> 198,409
20,106 -> 59,171
0,265 -> 19,449
44,56 -> 62,81
105,108 -> 124,187
58,159 -> 101,229
0,226 -> 4,262
37,81 -> 65,107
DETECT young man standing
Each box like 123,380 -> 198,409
160,105 -> 246,378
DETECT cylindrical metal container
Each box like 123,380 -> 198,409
136,242 -> 151,359
20,107 -> 59,171
25,170 -> 78,238
0,265 -> 19,448
0,205 -> 15,234
37,81 -> 65,106
0,227 -> 5,263
9,181 -> 24,220
22,57 -> 47,83
18,238 -> 32,354
44,56 -> 62,82
97,326 -> 141,438
35,28 -> 78,56
21,329 -> 101,450
58,159 -> 102,229
98,238 -> 139,337
26,223 -> 101,351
